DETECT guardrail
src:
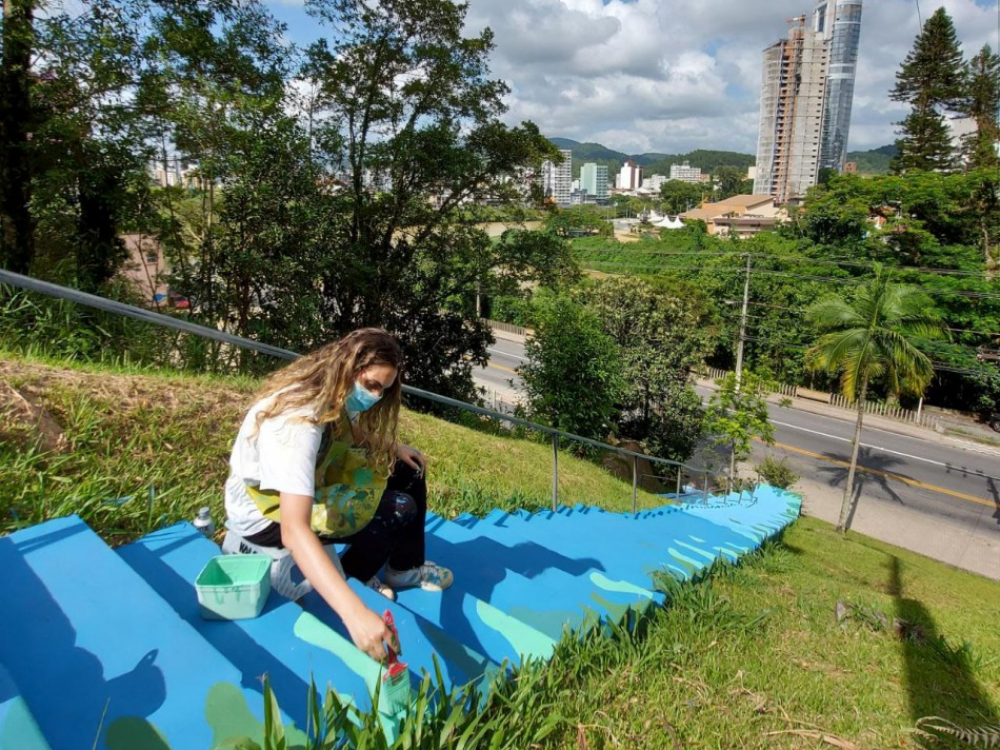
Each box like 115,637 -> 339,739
702,366 -> 923,425
1,270 -> 723,511
483,319 -> 530,337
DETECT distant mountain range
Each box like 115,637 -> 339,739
546,137 -> 897,176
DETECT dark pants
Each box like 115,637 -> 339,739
245,460 -> 427,582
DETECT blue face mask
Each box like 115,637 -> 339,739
346,381 -> 382,415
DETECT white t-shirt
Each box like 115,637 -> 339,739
224,395 -> 324,537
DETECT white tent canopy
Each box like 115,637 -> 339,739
655,215 -> 685,229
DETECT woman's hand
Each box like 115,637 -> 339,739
342,603 -> 397,662
396,443 -> 426,475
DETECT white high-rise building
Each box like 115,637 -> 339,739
754,0 -> 863,203
617,160 -> 642,191
642,175 -> 668,192
541,149 -> 573,205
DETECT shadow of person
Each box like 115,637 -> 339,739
888,556 -> 999,739
0,533 -> 168,750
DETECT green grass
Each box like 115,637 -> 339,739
0,350 -> 667,542
3,351 -> 999,749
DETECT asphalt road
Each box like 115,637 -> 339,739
477,336 -> 1000,537
748,399 -> 1000,538
474,337 -> 526,406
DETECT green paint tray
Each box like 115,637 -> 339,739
195,555 -> 271,620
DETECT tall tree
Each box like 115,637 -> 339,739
806,265 -> 944,532
32,0 -> 150,291
712,165 -> 747,201
581,276 -> 713,462
521,292 -> 623,440
659,180 -> 703,215
958,44 -> 1000,170
890,7 -> 965,173
0,0 -> 36,274
303,0 -> 558,399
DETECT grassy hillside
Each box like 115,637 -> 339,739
0,352 -> 665,543
3,352 -> 998,748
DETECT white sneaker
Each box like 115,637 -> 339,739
384,561 -> 454,592
365,577 -> 395,601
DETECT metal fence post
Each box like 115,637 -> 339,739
551,432 -> 559,511
631,455 -> 638,514
675,470 -> 682,497
702,474 -> 709,504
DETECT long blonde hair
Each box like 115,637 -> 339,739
253,328 -> 403,475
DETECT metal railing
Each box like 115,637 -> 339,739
483,319 -> 530,338
0,269 -> 722,511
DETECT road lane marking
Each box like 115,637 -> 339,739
486,362 -> 519,376
487,347 -> 527,361
771,420 -> 1000,482
762,438 -> 997,510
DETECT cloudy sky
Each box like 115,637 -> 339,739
266,0 -> 1000,155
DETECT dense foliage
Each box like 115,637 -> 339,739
0,0 -> 575,401
562,167 -> 1000,417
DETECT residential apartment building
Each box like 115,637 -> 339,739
579,162 -> 609,200
817,0 -> 863,173
541,149 -> 573,205
617,160 -> 642,191
754,0 -> 863,203
642,174 -> 668,192
669,161 -> 702,183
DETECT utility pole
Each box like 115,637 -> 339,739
734,253 -> 752,392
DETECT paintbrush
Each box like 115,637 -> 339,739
379,609 -> 410,715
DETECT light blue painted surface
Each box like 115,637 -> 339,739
299,584 -> 501,696
120,523 -> 500,706
117,523 -> 373,713
389,574 -> 558,666
441,487 -> 800,588
414,514 -> 662,642
2,486 -> 800,743
0,516 -> 276,750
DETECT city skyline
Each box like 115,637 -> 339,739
265,0 -> 998,156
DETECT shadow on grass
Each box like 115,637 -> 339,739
889,556 -> 999,744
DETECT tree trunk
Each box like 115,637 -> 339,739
0,0 -> 35,274
837,379 -> 869,532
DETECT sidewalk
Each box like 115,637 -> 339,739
794,474 -> 1000,580
695,376 -> 1000,457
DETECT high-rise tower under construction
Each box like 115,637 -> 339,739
753,0 -> 863,204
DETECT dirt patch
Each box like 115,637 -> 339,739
0,358 -> 256,443
601,438 -> 667,493
0,380 -> 68,453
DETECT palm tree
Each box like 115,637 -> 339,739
806,265 -> 945,532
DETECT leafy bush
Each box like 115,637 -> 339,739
755,454 -> 800,489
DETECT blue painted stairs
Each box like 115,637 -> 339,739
0,485 -> 800,749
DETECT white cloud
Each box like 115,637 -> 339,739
264,0 -> 1000,156
462,0 -> 1000,155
